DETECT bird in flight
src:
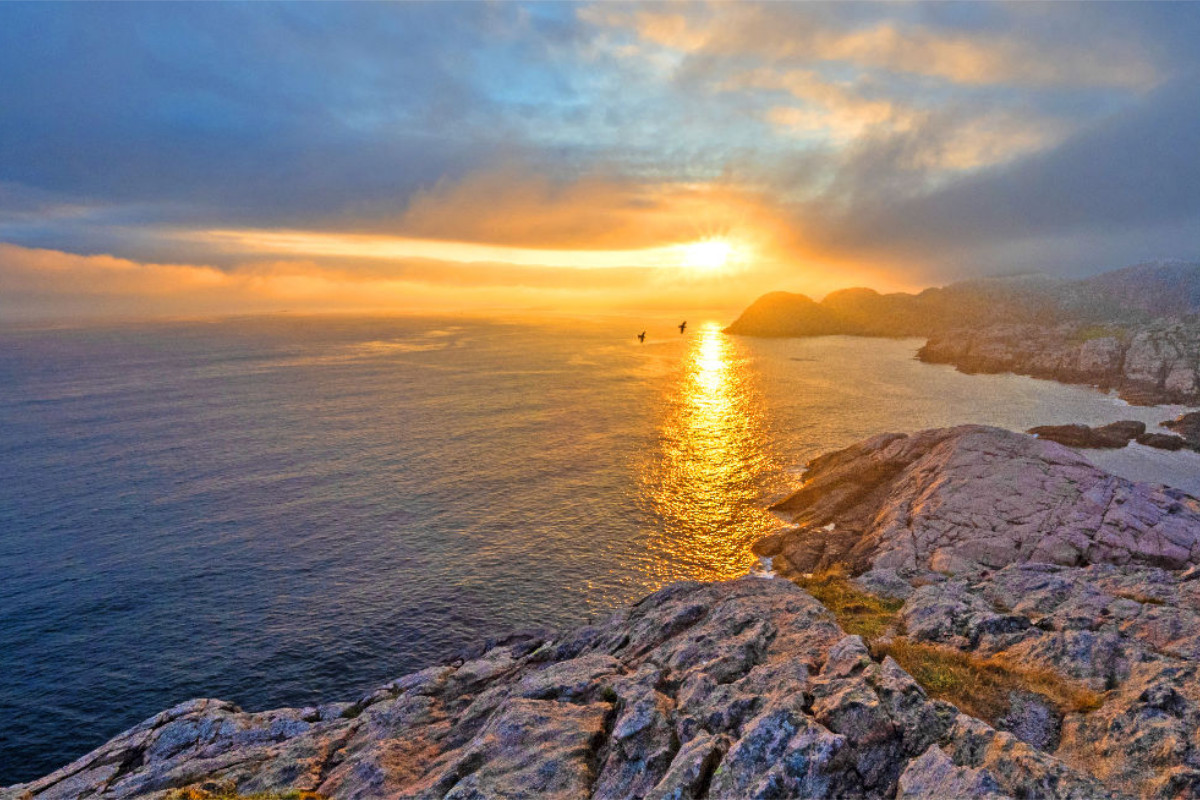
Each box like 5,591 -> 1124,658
637,331 -> 646,343
678,321 -> 687,334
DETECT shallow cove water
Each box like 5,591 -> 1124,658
1,313 -> 1197,782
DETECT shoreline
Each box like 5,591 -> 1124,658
11,424 -> 1200,799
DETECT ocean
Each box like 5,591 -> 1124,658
2,313 -> 1197,783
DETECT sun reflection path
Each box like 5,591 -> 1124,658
641,322 -> 786,584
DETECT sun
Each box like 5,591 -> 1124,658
681,238 -> 734,271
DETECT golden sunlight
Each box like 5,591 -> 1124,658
681,238 -> 734,271
640,322 -> 784,583
199,228 -> 755,273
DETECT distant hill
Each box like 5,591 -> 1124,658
725,260 -> 1200,337
1060,260 -> 1200,322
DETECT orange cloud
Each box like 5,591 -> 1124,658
395,170 -> 778,252
591,6 -> 1158,90
3,236 -> 881,322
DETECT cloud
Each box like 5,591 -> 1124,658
394,169 -> 788,251
590,4 -> 1160,89
0,239 -> 808,321
3,1 -> 1200,316
796,74 -> 1200,277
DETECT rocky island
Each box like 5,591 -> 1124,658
726,260 -> 1200,405
9,426 -> 1200,799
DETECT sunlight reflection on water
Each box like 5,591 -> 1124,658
641,322 -> 785,583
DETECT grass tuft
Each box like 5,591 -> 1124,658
790,564 -> 904,638
872,638 -> 1103,725
1112,590 -> 1167,606
787,562 -> 1103,727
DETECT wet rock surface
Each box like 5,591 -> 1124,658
768,425 -> 1200,576
1027,421 -> 1143,449
1164,411 -> 1200,449
1138,432 -> 1188,451
3,578 -> 1109,800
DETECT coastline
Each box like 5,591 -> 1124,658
11,424 -> 1200,799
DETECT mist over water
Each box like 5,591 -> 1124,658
2,314 -> 1197,783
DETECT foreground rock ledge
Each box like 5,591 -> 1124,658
3,578 -> 1105,800
762,424 -> 1200,577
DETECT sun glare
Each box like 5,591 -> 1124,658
682,238 -> 734,271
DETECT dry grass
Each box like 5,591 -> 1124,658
1112,590 -> 1167,606
872,638 -> 1103,726
165,787 -> 323,800
788,563 -> 1103,726
790,564 -> 904,639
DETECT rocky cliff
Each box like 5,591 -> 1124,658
918,320 -> 1200,405
9,427 -> 1200,799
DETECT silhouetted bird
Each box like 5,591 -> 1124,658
678,321 -> 687,334
637,331 -> 646,343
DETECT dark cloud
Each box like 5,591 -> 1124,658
807,73 -> 1200,276
0,4 -> 558,225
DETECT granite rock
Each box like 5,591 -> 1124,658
1,578 -> 1110,800
918,321 -> 1200,406
898,563 -> 1200,798
767,425 -> 1200,576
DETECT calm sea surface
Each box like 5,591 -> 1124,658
2,314 -> 1198,782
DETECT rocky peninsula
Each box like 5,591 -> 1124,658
726,260 -> 1200,405
9,426 -> 1200,799
918,321 -> 1200,406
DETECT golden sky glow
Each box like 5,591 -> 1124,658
201,228 -> 749,273
2,3 -> 1197,320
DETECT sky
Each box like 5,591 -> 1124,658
2,1 -> 1200,320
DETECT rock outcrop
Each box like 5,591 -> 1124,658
758,425 -> 1200,798
1020,416 -> 1198,452
897,562 -> 1200,798
1137,432 -> 1188,451
1027,420 -> 1145,449
0,578 -> 1108,800
762,425 -> 1200,576
918,321 -> 1200,405
1164,411 -> 1200,449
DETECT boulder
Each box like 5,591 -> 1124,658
1136,433 -> 1187,451
1098,420 -> 1148,440
1163,411 -> 1200,450
1027,423 -> 1131,449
